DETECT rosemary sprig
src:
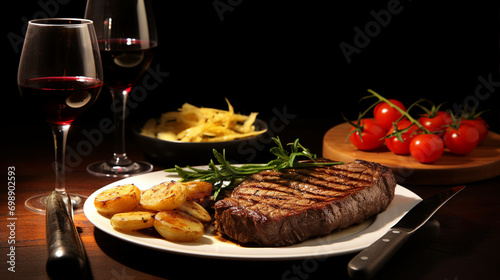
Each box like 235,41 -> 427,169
164,137 -> 343,200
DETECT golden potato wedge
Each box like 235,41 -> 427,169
178,201 -> 211,223
94,184 -> 141,214
181,181 -> 212,200
140,181 -> 187,211
154,210 -> 204,242
110,211 -> 157,231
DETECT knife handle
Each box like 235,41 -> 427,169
347,228 -> 410,279
45,191 -> 87,280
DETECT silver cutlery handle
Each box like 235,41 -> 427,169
347,228 -> 410,279
46,191 -> 87,279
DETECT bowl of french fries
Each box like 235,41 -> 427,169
133,99 -> 270,165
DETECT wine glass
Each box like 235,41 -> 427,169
85,0 -> 157,177
18,18 -> 104,213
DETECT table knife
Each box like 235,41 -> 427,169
45,191 -> 88,279
347,185 -> 465,279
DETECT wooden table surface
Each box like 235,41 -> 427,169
2,121 -> 500,280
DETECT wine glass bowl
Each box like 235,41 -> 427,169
18,18 -> 103,213
85,0 -> 158,177
98,39 -> 155,91
19,76 -> 102,125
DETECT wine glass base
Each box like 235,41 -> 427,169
25,193 -> 88,214
87,160 -> 153,178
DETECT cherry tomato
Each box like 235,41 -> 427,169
349,119 -> 386,151
373,99 -> 406,131
409,134 -> 444,163
418,111 -> 453,137
444,124 -> 480,155
385,120 -> 419,155
461,117 -> 489,143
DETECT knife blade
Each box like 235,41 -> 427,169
45,191 -> 88,280
347,185 -> 465,279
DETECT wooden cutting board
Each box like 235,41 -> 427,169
322,122 -> 500,185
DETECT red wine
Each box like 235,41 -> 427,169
19,76 -> 103,125
99,39 -> 155,91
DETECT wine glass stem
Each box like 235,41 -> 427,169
110,88 -> 132,166
51,124 -> 70,194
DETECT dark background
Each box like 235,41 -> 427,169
2,3 -> 499,279
4,0 -> 500,157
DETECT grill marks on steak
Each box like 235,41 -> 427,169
214,159 -> 396,246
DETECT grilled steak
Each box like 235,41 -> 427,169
214,159 -> 396,246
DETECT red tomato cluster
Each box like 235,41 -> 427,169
349,119 -> 386,151
348,98 -> 489,164
385,120 -> 418,155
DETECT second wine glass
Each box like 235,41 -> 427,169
85,0 -> 158,177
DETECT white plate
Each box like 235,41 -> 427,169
84,168 -> 422,260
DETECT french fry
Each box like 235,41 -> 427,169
140,99 -> 266,142
141,118 -> 157,138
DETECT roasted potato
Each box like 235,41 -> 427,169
96,180 -> 213,243
178,201 -> 211,223
110,211 -> 156,231
181,181 -> 212,200
94,184 -> 141,214
140,181 -> 187,211
154,210 -> 204,242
